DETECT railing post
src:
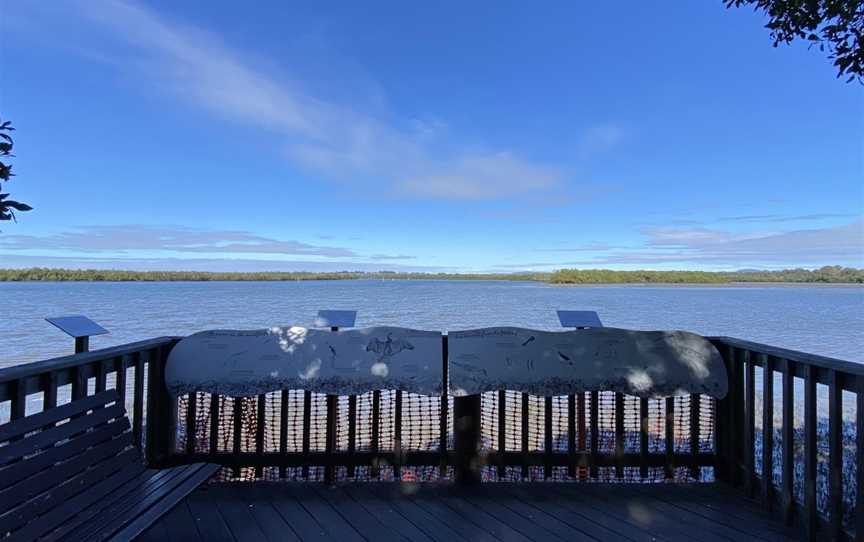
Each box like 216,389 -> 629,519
713,342 -> 729,483
144,343 -> 178,467
453,394 -> 482,484
439,334 -> 449,478
324,394 -> 337,484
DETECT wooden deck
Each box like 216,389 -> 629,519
138,482 -> 799,542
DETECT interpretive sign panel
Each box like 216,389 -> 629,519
166,326 -> 442,396
448,327 -> 727,398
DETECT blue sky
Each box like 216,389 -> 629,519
1,0 -> 862,272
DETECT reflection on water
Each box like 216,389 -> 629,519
1,280 -> 862,366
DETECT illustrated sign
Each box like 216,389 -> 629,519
165,326 -> 442,397
448,327 -> 728,398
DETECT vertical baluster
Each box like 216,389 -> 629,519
115,357 -> 127,410
210,394 -> 220,456
615,393 -> 624,479
568,394 -> 576,479
371,390 -> 380,478
256,394 -> 266,479
11,378 -> 26,421
89,361 -> 106,412
760,354 -> 774,510
590,391 -> 599,479
856,379 -> 863,541
827,370 -> 842,539
639,397 -> 648,479
324,394 -> 337,484
302,391 -> 312,479
440,334 -> 449,478
544,396 -> 553,479
803,364 -> 817,540
715,343 -> 731,482
745,350 -> 756,497
43,371 -> 58,412
132,353 -> 144,447
521,392 -> 529,479
394,390 -> 403,480
665,396 -> 674,479
347,395 -> 357,478
578,392 -> 587,480
186,392 -> 198,456
279,390 -> 288,478
781,359 -> 794,525
232,398 -> 242,478
72,364 -> 86,401
96,360 -> 107,393
498,390 -> 506,479
731,346 -> 745,487
689,394 -> 701,479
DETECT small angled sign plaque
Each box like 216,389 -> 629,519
45,315 -> 109,338
556,310 -> 603,329
314,310 -> 357,329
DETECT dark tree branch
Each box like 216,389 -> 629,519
725,0 -> 864,83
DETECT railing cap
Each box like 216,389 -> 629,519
0,336 -> 181,383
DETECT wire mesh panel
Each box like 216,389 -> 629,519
178,388 -> 451,482
471,389 -> 714,483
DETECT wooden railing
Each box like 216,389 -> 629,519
0,337 -> 179,465
1,334 -> 861,541
710,336 -> 863,542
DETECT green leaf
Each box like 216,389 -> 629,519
5,201 -> 32,211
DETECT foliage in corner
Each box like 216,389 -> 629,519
725,0 -> 864,82
0,118 -> 33,222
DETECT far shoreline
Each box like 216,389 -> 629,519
0,267 -> 861,286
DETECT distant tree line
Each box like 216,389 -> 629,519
549,266 -> 864,284
0,266 -> 861,283
0,268 -> 545,282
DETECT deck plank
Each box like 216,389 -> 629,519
156,501 -> 203,542
266,487 -> 334,542
423,489 -> 533,542
140,482 -> 800,542
506,484 -> 670,542
364,484 -> 471,542
310,485 -> 407,542
553,484 -> 735,542
632,484 -> 796,542
186,489 -> 236,542
282,484 -> 366,542
244,485 -> 302,542
456,489 -> 591,542
342,485 -> 437,542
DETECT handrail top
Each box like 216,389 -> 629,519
0,336 -> 180,383
709,335 -> 864,378
3,333 -> 862,384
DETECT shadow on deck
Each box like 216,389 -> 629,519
139,482 -> 799,542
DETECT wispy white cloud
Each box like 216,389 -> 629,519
0,254 -> 446,273
0,224 -> 415,260
521,220 -> 864,268
716,213 -> 854,223
63,0 -> 575,201
575,122 -> 626,159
